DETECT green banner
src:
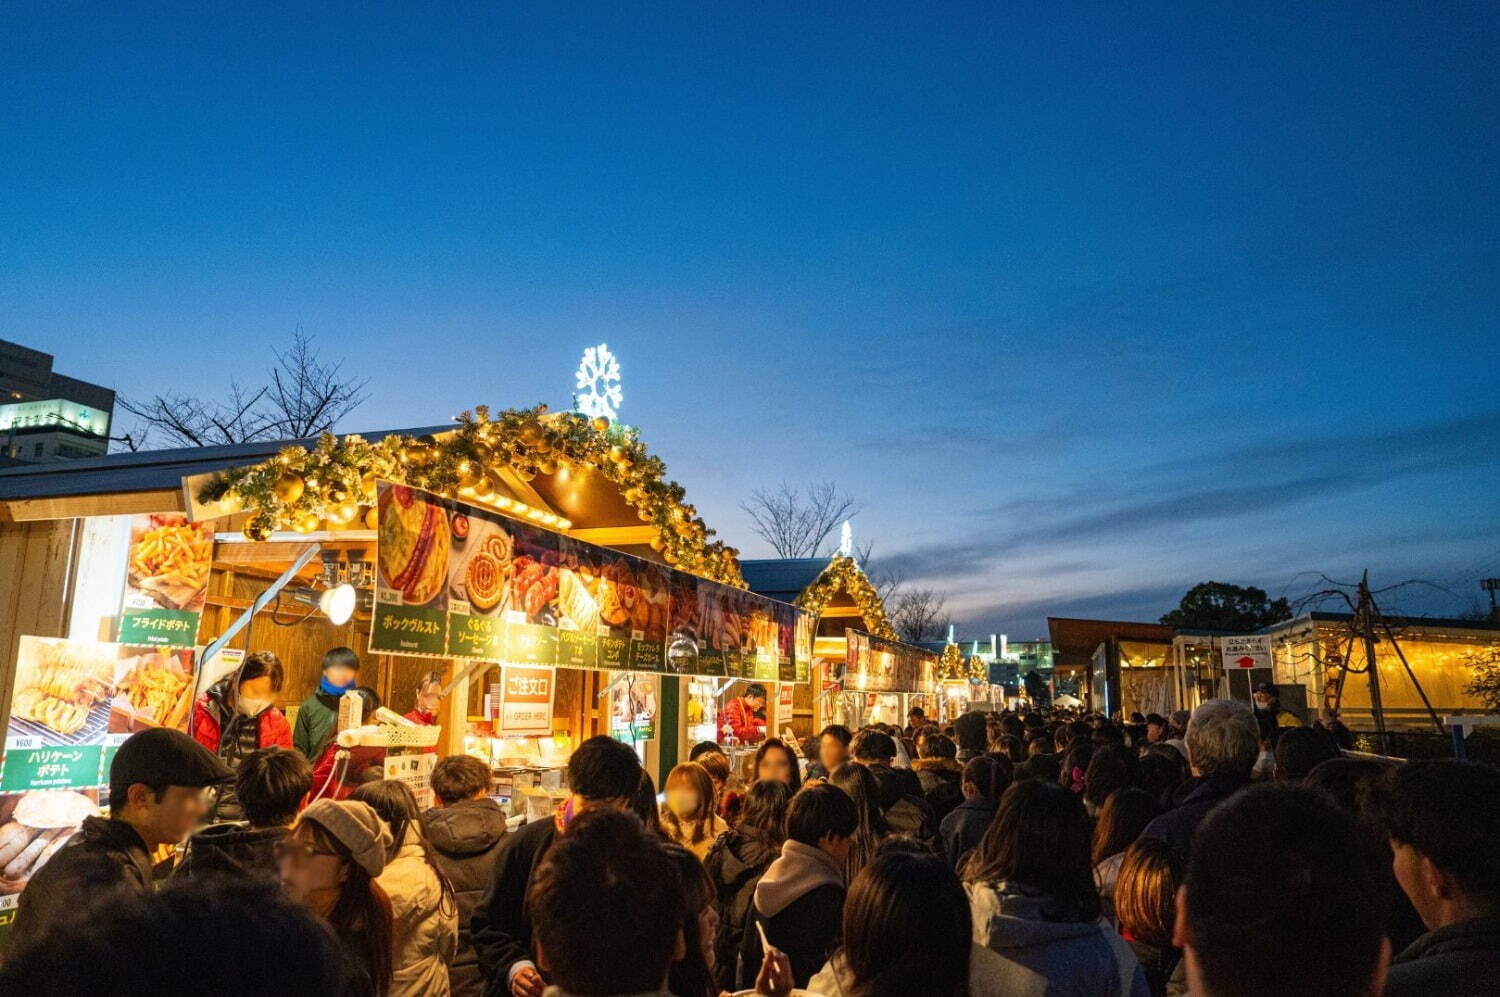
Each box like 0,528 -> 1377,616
117,609 -> 199,648
558,629 -> 598,670
505,621 -> 558,666
370,605 -> 448,655
629,637 -> 664,672
448,612 -> 505,660
0,745 -> 105,792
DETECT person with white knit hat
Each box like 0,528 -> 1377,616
279,798 -> 397,997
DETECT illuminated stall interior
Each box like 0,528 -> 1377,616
741,553 -> 894,741
0,406 -> 751,791
1266,612 -> 1500,730
1046,617 -> 1177,718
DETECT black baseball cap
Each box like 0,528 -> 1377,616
1253,681 -> 1278,696
111,727 -> 235,790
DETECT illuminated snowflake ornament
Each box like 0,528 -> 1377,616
574,343 -> 623,421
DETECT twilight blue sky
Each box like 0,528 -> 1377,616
3,3 -> 1497,637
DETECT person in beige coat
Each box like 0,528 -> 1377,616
352,780 -> 458,997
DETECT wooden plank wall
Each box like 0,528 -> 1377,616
0,520 -> 80,730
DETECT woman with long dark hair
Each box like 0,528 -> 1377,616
630,768 -> 665,837
1091,787 -> 1163,924
963,779 -> 1148,996
829,762 -> 890,884
1112,838 -> 1184,997
660,762 -> 727,859
350,780 -> 458,997
662,841 -> 720,997
278,798 -> 396,997
753,738 -> 803,794
806,850 -> 982,997
704,779 -> 791,991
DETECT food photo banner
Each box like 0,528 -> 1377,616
117,515 -> 214,647
371,481 -> 811,681
844,629 -> 939,694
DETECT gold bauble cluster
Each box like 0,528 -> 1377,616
795,554 -> 896,640
197,404 -> 745,587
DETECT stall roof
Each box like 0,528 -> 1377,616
0,426 -> 450,502
740,558 -> 830,603
1261,611 -> 1500,635
1046,617 -> 1176,670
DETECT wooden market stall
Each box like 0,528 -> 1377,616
0,406 -> 782,785
741,553 -> 895,740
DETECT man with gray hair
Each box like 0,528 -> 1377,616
1139,699 -> 1259,858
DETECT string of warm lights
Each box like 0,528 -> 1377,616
796,554 -> 897,640
196,404 -> 746,587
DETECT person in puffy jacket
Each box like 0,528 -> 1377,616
423,755 -> 507,997
188,651 -> 293,821
351,780 -> 458,997
911,732 -> 965,823
704,779 -> 791,990
175,746 -> 310,883
963,779 -> 1148,997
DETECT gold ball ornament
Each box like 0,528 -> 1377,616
591,416 -> 610,432
243,514 -> 275,542
293,511 -> 322,534
331,500 -> 360,524
470,473 -> 495,499
273,473 -> 306,504
609,446 -> 629,464
363,506 -> 379,530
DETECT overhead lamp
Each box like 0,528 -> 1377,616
319,583 -> 357,625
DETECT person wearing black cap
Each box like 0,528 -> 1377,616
6,726 -> 234,957
1252,681 -> 1297,740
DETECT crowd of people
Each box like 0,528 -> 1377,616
2,681 -> 1498,997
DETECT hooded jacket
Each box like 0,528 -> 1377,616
1384,916 -> 1500,997
867,763 -> 936,843
704,828 -> 780,990
378,825 -> 459,997
424,799 -> 509,997
743,840 -> 846,988
808,943 -> 1017,997
940,795 -> 997,871
912,757 -> 965,822
173,822 -> 288,883
8,816 -> 155,958
966,880 -> 1149,997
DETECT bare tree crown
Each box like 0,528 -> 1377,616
117,329 -> 369,449
740,481 -> 859,559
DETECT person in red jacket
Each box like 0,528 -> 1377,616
720,683 -> 768,744
189,651 -> 293,821
404,670 -> 444,726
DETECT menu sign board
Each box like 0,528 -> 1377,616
0,635 -> 197,948
609,672 -> 659,742
844,629 -> 939,694
372,483 -> 450,655
370,482 -> 812,681
497,665 -> 555,736
117,515 -> 213,647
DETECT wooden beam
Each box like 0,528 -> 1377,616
1,489 -> 183,523
568,525 -> 658,547
213,541 -> 321,565
820,606 -> 864,619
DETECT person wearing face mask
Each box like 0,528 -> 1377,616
189,651 -> 293,821
660,762 -> 727,861
403,672 -> 443,754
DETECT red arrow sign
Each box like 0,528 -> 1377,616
1235,656 -> 1257,668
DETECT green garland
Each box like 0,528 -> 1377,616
794,554 -> 896,640
195,404 -> 745,587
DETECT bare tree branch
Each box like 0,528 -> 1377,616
740,481 -> 859,559
114,330 -> 367,450
890,586 -> 951,643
